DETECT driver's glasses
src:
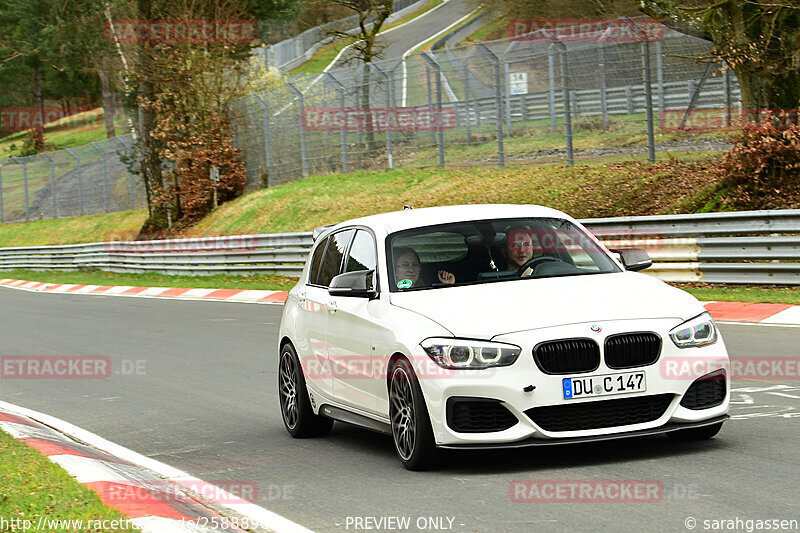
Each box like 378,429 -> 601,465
396,261 -> 420,271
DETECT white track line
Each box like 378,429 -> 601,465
401,8 -> 478,107
0,399 -> 314,533
275,0 -> 452,117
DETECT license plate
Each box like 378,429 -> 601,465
562,371 -> 646,400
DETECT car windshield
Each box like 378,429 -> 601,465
387,217 -> 620,291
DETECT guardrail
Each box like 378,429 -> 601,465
0,209 -> 798,284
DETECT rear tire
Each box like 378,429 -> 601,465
278,343 -> 333,438
667,421 -> 723,441
389,358 -> 438,470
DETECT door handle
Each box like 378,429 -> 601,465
326,300 -> 338,314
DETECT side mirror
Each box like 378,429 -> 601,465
329,270 -> 377,298
610,248 -> 652,272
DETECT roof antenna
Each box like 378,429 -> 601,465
403,205 -> 413,210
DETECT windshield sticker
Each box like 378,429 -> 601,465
397,279 -> 413,289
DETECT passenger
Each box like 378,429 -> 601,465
502,228 -> 535,274
393,247 -> 454,288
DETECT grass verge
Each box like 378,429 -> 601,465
0,211 -> 148,248
672,283 -> 800,306
1,269 -> 298,291
0,429 -> 140,532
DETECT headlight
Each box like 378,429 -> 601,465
421,338 -> 521,369
669,312 -> 718,348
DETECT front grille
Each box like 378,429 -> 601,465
526,393 -> 674,432
447,397 -> 518,433
605,332 -> 662,369
680,370 -> 727,410
533,338 -> 600,374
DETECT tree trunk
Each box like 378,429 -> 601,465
137,0 -> 167,231
735,67 -> 800,113
32,61 -> 45,151
98,59 -> 117,138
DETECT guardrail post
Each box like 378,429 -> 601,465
419,52 -> 445,168
548,46 -> 556,132
286,83 -> 309,178
503,42 -> 519,136
369,63 -> 394,171
599,46 -> 608,131
66,148 -> 83,216
642,41 -> 656,163
117,136 -> 135,209
40,153 -> 57,218
476,43 -> 505,168
11,157 -> 29,220
550,42 -> 573,166
91,142 -> 110,212
323,72 -> 348,173
252,94 -> 275,185
625,85 -> 634,114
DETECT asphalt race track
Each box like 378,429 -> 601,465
1,287 -> 798,532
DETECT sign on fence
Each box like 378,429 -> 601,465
510,72 -> 528,95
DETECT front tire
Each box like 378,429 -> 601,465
389,359 -> 437,470
278,343 -> 333,438
667,421 -> 724,441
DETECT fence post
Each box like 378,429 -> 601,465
370,63 -> 394,171
286,83 -> 309,178
91,142 -> 110,212
724,64 -> 732,127
551,42 -> 573,166
642,41 -> 656,163
66,148 -> 84,216
419,52 -> 445,168
117,136 -> 135,210
503,42 -> 519,136
252,94 -> 275,185
476,43 -> 504,168
323,72 -> 348,173
425,64 -> 436,146
466,48 -> 481,129
548,46 -> 556,132
656,40 -> 665,115
461,50 -> 475,144
0,165 -> 4,223
11,157 -> 29,220
599,46 -> 608,131
40,153 -> 57,218
680,63 -> 714,130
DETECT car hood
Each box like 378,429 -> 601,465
389,272 -> 702,339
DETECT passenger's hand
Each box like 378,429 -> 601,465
438,270 -> 455,284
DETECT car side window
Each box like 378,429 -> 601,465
317,229 -> 355,287
308,236 -> 330,285
345,230 -> 377,273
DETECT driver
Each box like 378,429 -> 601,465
502,228 -> 535,274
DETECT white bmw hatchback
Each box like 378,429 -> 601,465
278,205 -> 730,469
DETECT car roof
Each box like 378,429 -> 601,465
323,204 -> 574,237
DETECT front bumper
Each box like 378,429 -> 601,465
410,318 -> 731,447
